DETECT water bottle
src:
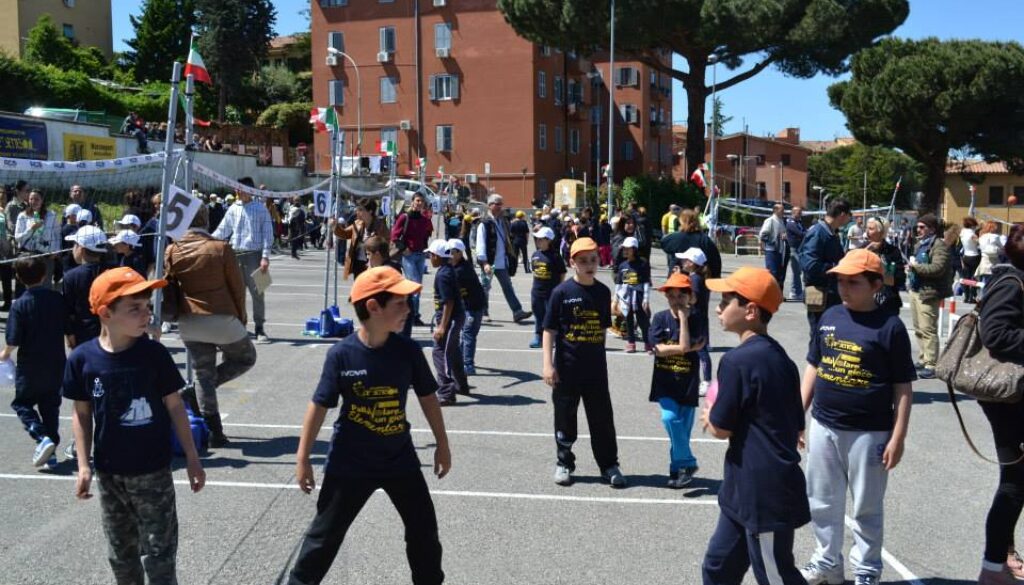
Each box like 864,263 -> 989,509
0,359 -> 15,388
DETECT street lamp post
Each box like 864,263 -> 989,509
327,47 -> 362,155
812,185 -> 826,210
606,0 -> 615,217
708,55 -> 719,203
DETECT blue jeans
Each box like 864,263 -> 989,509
532,294 -> 549,337
461,309 -> 484,369
765,250 -> 785,290
697,346 -> 712,383
402,252 -> 426,318
787,249 -> 803,297
489,268 -> 524,315
658,398 -> 697,471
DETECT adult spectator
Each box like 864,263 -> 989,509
596,214 -> 613,267
165,205 -> 256,448
976,224 -> 1024,584
799,198 -> 851,340
287,196 -> 306,259
635,205 -> 653,260
509,210 -> 531,276
3,181 -> 30,306
68,185 -> 103,229
208,195 -> 226,233
785,206 -> 806,301
960,216 -> 982,303
978,221 -> 1005,294
13,189 -> 60,292
610,213 -> 637,266
661,204 -> 682,236
759,203 -> 788,288
906,213 -> 952,379
391,192 -> 433,326
864,216 -> 906,316
211,177 -> 275,343
846,217 -> 865,250
333,198 -> 387,280
475,193 -> 532,323
0,186 -> 13,310
659,209 -> 722,278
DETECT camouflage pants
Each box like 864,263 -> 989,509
98,469 -> 178,585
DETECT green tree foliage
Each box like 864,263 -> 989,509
620,175 -> 703,217
829,38 -> 1024,213
498,0 -> 908,176
194,0 -> 277,121
808,143 -> 925,210
711,96 -> 732,138
23,14 -> 80,68
125,0 -> 196,83
256,101 -> 313,145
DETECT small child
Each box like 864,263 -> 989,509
677,247 -> 713,396
700,267 -> 809,585
289,266 -> 449,585
0,257 -> 67,468
448,238 -> 486,377
428,239 -> 467,405
613,236 -> 652,353
110,230 -> 148,278
64,267 -> 205,584
529,226 -> 566,349
365,235 -> 413,337
800,249 -> 915,585
62,225 -> 109,350
60,204 -> 82,273
542,237 -> 625,488
649,272 -> 706,488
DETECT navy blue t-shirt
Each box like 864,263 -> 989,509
615,258 -> 651,303
6,287 -> 67,391
312,333 -> 438,478
62,337 -> 184,475
119,251 -> 149,278
432,263 -> 464,324
543,278 -> 611,382
452,260 -> 485,312
648,309 -> 704,406
709,334 -> 810,533
808,305 -> 917,432
62,262 -> 106,344
687,271 -> 711,335
531,249 -> 566,299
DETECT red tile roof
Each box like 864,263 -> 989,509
946,160 -> 1011,174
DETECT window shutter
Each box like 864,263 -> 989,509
428,75 -> 437,100
436,126 -> 445,151
451,75 -> 460,100
379,28 -> 386,52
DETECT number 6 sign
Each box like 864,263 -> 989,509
313,190 -> 333,218
164,186 -> 203,240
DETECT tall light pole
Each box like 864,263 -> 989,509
328,47 -> 362,155
606,0 -> 615,217
708,55 -> 719,203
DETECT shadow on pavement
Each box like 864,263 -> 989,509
444,392 -> 545,407
912,390 -> 971,405
569,473 -> 721,496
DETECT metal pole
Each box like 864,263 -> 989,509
152,62 -> 182,327
182,72 -> 195,384
709,56 -> 717,204
606,0 -> 615,218
324,128 -> 339,311
862,170 -> 868,217
333,129 -> 343,306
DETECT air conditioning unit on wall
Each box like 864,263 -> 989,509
465,173 -> 479,183
377,51 -> 392,63
399,120 -> 412,130
434,0 -> 446,6
325,55 -> 338,67
435,47 -> 450,58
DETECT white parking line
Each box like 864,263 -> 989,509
844,516 -> 925,585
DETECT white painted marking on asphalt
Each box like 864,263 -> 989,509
844,515 -> 925,585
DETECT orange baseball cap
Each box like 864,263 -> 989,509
828,248 -> 884,276
350,266 -> 422,303
706,266 -> 783,314
89,267 -> 167,315
658,273 -> 692,292
569,237 -> 598,258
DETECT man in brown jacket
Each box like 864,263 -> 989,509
165,206 -> 257,446
907,213 -> 953,379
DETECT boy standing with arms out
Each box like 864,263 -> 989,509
428,239 -> 467,405
542,237 -> 625,488
700,267 -> 809,585
448,238 -> 486,377
64,267 -> 206,585
289,266 -> 450,585
0,257 -> 67,468
800,249 -> 915,585
529,226 -> 566,349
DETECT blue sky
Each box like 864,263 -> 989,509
112,0 -> 1023,140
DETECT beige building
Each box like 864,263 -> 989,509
943,160 -> 1024,226
0,0 -> 112,60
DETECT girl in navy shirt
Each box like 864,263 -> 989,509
677,247 -> 712,395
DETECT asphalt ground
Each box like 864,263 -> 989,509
0,244 -> 992,585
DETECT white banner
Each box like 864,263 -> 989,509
163,186 -> 204,240
191,163 -> 331,200
0,152 -> 172,173
313,190 -> 333,218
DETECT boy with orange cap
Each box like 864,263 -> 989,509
798,249 -> 915,585
542,237 -> 624,488
700,267 -> 808,585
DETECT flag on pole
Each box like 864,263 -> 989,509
416,157 -> 426,168
184,36 -> 212,85
376,140 -> 396,156
309,107 -> 338,133
689,164 -> 706,189
177,94 -> 210,127
968,183 -> 977,218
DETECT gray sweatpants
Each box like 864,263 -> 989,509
237,252 -> 266,329
806,417 -> 891,579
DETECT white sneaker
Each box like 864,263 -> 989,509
800,563 -> 843,585
553,464 -> 572,486
32,437 -> 56,467
160,321 -> 172,334
699,381 -> 710,397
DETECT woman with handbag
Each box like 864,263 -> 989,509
864,217 -> 907,317
976,224 -> 1024,585
331,198 -> 386,280
13,189 -> 60,294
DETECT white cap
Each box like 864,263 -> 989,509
109,229 -> 141,248
63,204 -> 82,218
427,239 -> 450,258
446,238 -> 466,254
534,226 -> 555,240
676,247 -> 707,266
65,225 -> 107,252
76,209 -> 93,224
621,236 -> 639,249
117,214 -> 141,228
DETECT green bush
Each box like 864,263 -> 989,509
256,101 -> 313,145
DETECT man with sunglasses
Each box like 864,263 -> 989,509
906,213 -> 952,379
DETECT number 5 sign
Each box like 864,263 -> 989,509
313,190 -> 333,218
163,186 -> 203,240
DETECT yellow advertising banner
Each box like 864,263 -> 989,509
63,133 -> 117,161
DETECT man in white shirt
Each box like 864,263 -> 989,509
211,177 -> 274,343
759,203 -> 788,289
475,194 -> 532,323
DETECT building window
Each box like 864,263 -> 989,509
555,126 -> 563,153
620,104 -> 638,124
320,0 -> 347,6
554,76 -> 563,106
649,106 -> 657,124
436,125 -> 453,152
569,129 -> 580,154
328,32 -> 344,53
328,80 -> 344,106
381,127 -> 398,149
434,23 -> 451,50
621,141 -> 635,161
538,124 -> 547,151
756,154 -> 766,166
757,182 -> 767,198
379,26 -> 396,53
538,177 -> 548,200
62,24 -> 75,39
429,74 -> 460,101
538,71 -> 546,99
590,106 -> 601,124
784,181 -> 792,202
1015,186 -> 1024,203
616,66 -> 638,87
781,153 -> 791,166
650,70 -> 657,87
541,45 -> 551,57
379,0 -> 394,3
380,77 -> 397,103
989,185 -> 1005,206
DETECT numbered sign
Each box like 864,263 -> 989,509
163,186 -> 203,240
313,190 -> 333,218
381,195 -> 392,215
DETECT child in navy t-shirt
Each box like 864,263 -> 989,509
800,249 -> 915,585
428,239 -> 466,405
62,226 -> 109,349
677,247 -> 713,395
613,236 -> 652,353
701,267 -> 809,585
529,226 -> 566,348
449,238 -> 486,377
648,272 -> 706,488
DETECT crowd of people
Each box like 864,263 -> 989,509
1,183 -> 1023,585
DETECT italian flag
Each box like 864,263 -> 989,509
689,164 -> 706,189
184,37 -> 212,85
309,107 -> 338,133
377,140 -> 396,156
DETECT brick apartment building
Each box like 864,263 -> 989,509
311,0 -> 672,208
